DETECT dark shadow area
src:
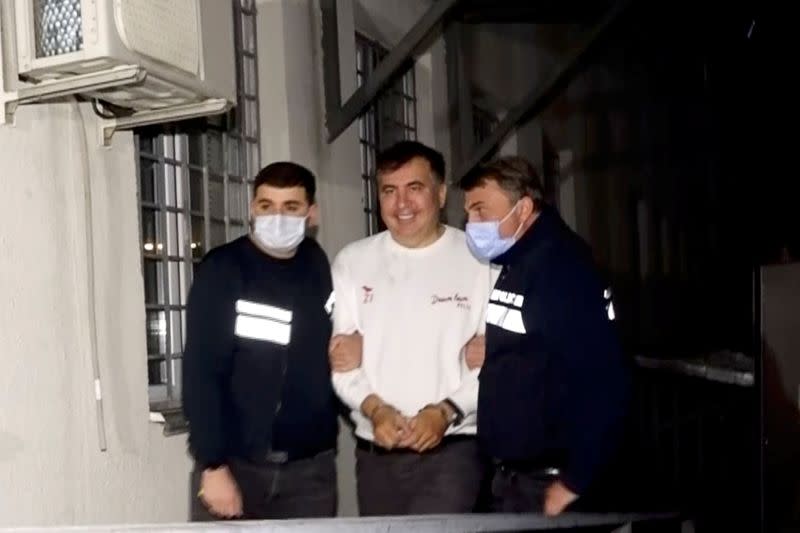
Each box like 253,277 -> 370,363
529,3 -> 789,531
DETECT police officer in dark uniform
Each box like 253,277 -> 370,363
182,162 -> 338,520
459,156 -> 630,516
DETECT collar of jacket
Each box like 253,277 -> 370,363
491,204 -> 561,266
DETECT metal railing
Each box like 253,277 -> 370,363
0,512 -> 681,533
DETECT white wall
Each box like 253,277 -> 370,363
0,104 -> 192,526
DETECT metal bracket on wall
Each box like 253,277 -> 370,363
149,408 -> 189,437
0,64 -> 147,126
98,98 -> 231,146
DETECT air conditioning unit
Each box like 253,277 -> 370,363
0,0 -> 237,144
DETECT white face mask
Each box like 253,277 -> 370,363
464,201 -> 523,262
252,214 -> 308,255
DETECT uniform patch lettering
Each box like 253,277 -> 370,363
490,290 -> 524,308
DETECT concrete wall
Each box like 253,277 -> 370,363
0,104 -> 192,526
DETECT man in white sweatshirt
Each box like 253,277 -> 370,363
330,141 -> 493,515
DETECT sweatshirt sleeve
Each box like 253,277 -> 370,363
445,264 -> 494,417
540,253 -> 631,495
181,251 -> 240,467
329,249 -> 374,412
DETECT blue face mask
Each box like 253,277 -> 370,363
465,202 -> 522,262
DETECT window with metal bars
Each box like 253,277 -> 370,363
355,33 -> 418,236
134,0 -> 260,409
472,103 -> 499,147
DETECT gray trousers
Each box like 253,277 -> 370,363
355,437 -> 483,516
190,449 -> 337,521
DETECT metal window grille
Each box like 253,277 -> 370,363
356,33 -> 417,236
472,103 -> 498,147
135,0 -> 260,408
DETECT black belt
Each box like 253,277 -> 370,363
356,434 -> 475,454
244,447 -> 333,466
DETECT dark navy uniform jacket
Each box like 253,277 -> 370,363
182,236 -> 338,469
478,206 -> 631,494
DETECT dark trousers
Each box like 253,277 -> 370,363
491,467 -> 636,533
491,463 -> 637,518
355,437 -> 483,516
190,449 -> 337,521
490,465 -> 558,513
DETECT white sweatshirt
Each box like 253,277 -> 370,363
331,226 -> 493,442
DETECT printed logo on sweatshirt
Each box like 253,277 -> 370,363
430,293 -> 470,310
362,286 -> 374,304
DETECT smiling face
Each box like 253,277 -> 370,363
377,156 -> 446,248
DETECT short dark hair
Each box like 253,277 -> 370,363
253,161 -> 316,204
458,156 -> 543,203
375,141 -> 446,183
